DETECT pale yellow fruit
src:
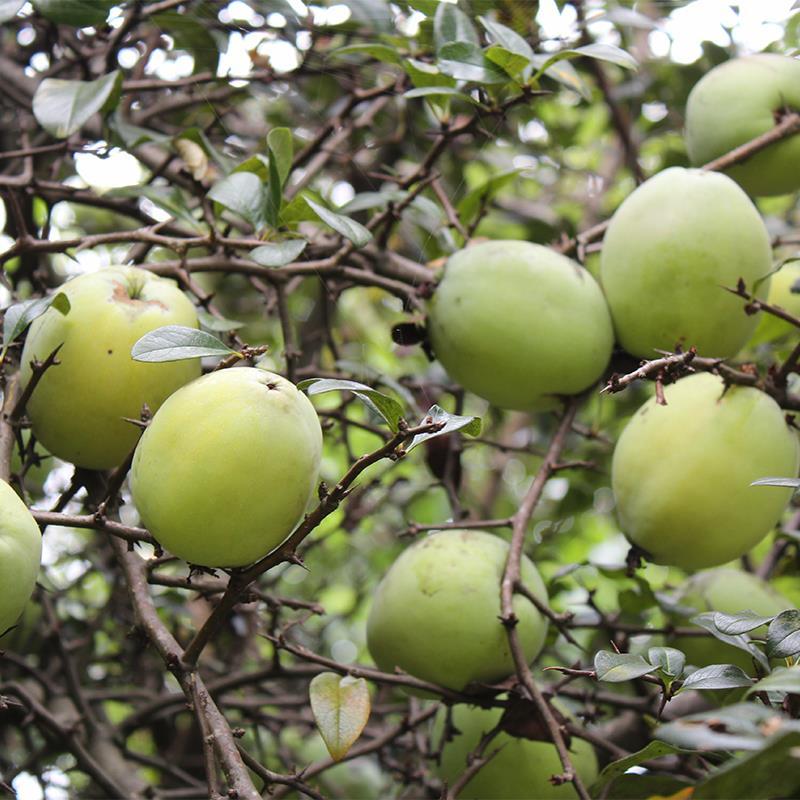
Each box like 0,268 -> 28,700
436,704 -> 598,800
428,241 -> 613,410
21,267 -> 200,470
601,168 -> 772,359
0,479 -> 42,638
366,530 -> 548,691
685,55 -> 800,197
612,373 -> 799,570
130,368 -> 322,568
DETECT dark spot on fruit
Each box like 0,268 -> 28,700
266,382 -> 278,390
107,349 -> 113,355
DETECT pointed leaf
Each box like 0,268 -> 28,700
304,197 -> 372,247
590,741 -> 683,795
679,664 -> 753,693
208,172 -> 266,230
131,325 -> 236,363
573,43 -> 637,70
767,610 -> 800,658
530,53 -> 591,100
485,45 -> 532,79
309,673 -> 370,763
33,71 -> 122,138
478,17 -> 535,61
747,666 -> 800,697
594,651 -> 657,683
250,240 -> 307,268
407,405 -> 481,452
712,610 -> 778,636
333,43 -> 402,65
299,378 -> 404,432
434,1 -> 479,50
267,128 -> 293,188
648,647 -> 685,679
403,86 -> 481,105
4,293 -> 70,358
438,42 -> 508,84
691,612 -> 769,670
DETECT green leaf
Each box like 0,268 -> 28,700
196,309 -> 244,332
767,610 -> 800,658
341,190 -> 408,213
693,730 -> 800,800
407,405 -> 481,452
747,666 -> 800,696
457,169 -> 520,224
712,610 -> 778,636
333,43 -> 402,65
304,197 -> 372,247
267,128 -> 293,189
250,239 -> 307,267
4,292 -> 70,358
437,42 -> 509,84
589,740 -> 683,795
309,672 -> 371,762
647,646 -> 685,679
691,612 -> 769,670
751,477 -> 800,489
33,0 -> 115,26
657,703 -> 791,752
33,71 -> 122,138
404,58 -> 457,90
109,110 -> 171,149
0,0 -> 24,24
572,42 -> 638,71
131,325 -> 236,363
299,378 -> 404,432
208,172 -> 267,230
433,1 -> 479,50
485,45 -> 531,80
111,184 -> 202,231
233,154 -> 271,181
265,146 -> 282,229
678,664 -> 753,693
478,17 -> 535,62
593,651 -> 656,683
403,86 -> 480,105
530,54 -> 591,100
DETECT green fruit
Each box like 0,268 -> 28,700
751,260 -> 800,345
612,373 -> 799,570
366,530 -> 548,691
0,479 -> 42,638
130,368 -> 322,568
685,55 -> 800,197
428,241 -> 613,410
21,267 -> 200,470
600,168 -> 772,359
0,599 -> 43,654
672,568 -> 791,670
436,704 -> 598,800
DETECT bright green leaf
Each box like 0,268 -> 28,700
250,239 -> 308,267
304,197 -> 372,247
131,325 -> 236,363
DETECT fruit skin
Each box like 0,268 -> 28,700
366,530 -> 548,691
427,240 -> 613,410
600,168 -> 772,360
751,260 -> 800,345
436,704 -> 598,800
672,568 -> 791,670
612,373 -> 799,570
21,267 -> 200,470
0,479 -> 42,638
130,368 -> 322,568
685,55 -> 800,197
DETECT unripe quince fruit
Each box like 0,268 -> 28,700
612,373 -> 799,570
0,479 -> 42,638
435,703 -> 598,800
601,168 -> 772,359
428,241 -> 613,410
130,368 -> 322,568
366,529 -> 548,691
685,55 -> 800,197
21,267 -> 200,470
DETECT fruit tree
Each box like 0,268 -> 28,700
2,2 -> 800,800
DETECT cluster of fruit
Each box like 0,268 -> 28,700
1,52 -> 800,799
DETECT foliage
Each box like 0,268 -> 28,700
1,1 -> 800,799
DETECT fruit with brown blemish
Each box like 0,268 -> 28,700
21,267 -> 200,469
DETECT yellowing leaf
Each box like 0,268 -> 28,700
309,672 -> 370,762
